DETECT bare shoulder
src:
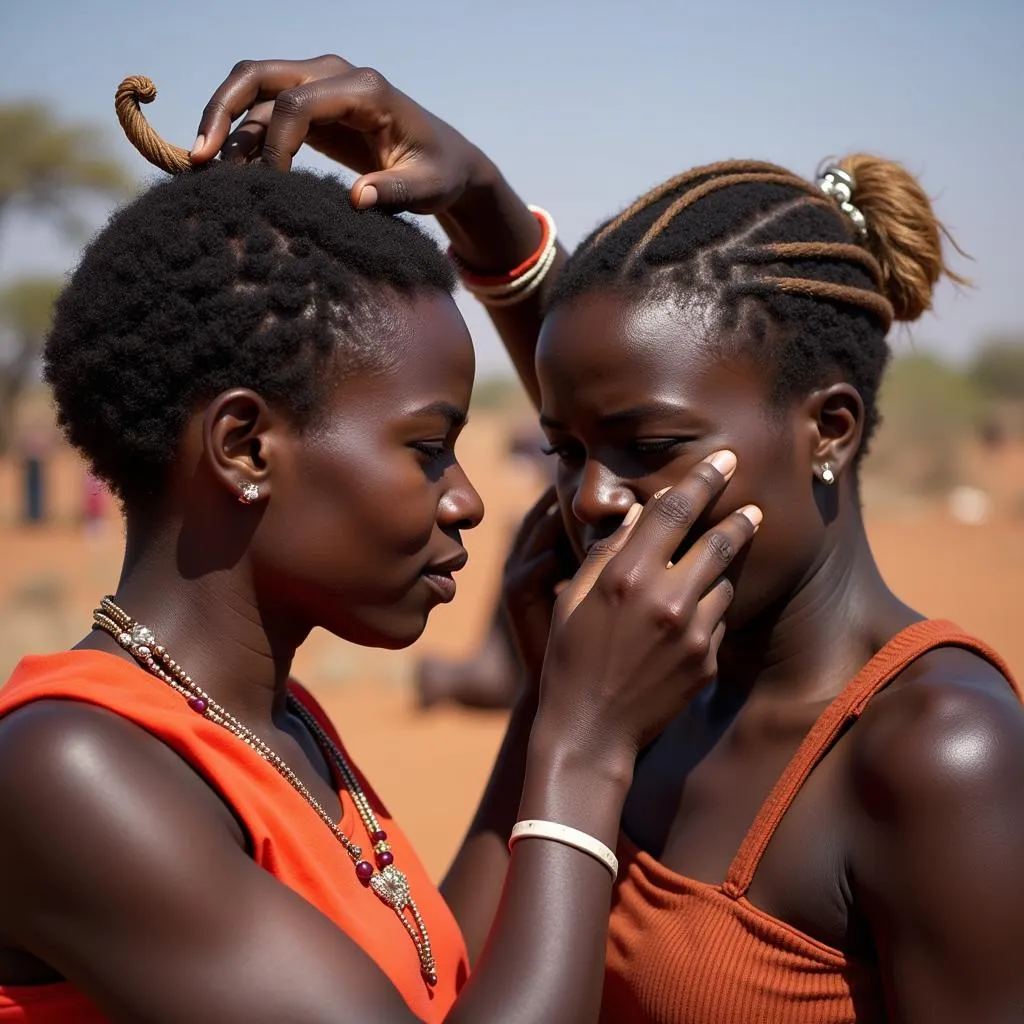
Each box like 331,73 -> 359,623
849,643 -> 1024,830
0,699 -> 244,882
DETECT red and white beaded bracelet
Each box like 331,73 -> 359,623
451,206 -> 558,308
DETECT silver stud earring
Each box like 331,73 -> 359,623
238,481 -> 260,504
819,463 -> 836,486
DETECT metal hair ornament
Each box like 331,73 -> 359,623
817,167 -> 868,241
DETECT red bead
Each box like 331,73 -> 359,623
372,830 -> 388,843
187,697 -> 207,714
376,850 -> 394,868
355,861 -> 374,882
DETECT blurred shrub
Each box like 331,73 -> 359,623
969,338 -> 1024,402
872,353 -> 984,494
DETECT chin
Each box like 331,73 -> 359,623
322,608 -> 430,651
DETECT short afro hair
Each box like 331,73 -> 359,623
44,163 -> 456,508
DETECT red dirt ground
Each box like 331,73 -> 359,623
1,414 -> 1022,879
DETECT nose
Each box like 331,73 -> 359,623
570,458 -> 634,530
438,464 -> 485,531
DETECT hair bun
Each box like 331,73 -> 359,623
829,153 -> 968,322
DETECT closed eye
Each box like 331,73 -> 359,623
541,441 -> 583,462
411,441 -> 448,462
632,438 -> 694,455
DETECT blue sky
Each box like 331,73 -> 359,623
2,0 -> 1021,375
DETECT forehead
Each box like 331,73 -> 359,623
536,291 -> 762,420
327,290 -> 474,419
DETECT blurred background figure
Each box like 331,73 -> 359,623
15,421 -> 51,526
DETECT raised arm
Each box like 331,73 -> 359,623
191,55 -> 562,407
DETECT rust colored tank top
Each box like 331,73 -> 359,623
601,620 -> 1019,1023
0,650 -> 469,1023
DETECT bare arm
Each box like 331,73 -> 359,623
435,166 -> 566,408
439,693 -> 535,965
0,699 -> 623,1024
441,489 -> 574,961
852,670 -> 1024,1022
0,457 -> 752,1022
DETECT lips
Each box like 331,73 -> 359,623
420,549 -> 468,604
421,571 -> 458,603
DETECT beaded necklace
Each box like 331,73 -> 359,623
92,596 -> 437,985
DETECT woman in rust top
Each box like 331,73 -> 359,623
186,55 -> 1024,1023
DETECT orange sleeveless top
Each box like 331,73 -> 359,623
0,650 -> 469,1023
601,620 -> 1020,1023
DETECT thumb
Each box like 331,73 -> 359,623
556,502 -> 642,622
352,166 -> 450,213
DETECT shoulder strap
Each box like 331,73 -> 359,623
722,620 -> 1017,897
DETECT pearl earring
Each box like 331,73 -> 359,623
819,463 -> 836,486
238,481 -> 260,504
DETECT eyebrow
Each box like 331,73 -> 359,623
411,401 -> 468,427
540,402 -> 691,431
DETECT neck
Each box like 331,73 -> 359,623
85,514 -> 307,730
717,511 -> 917,705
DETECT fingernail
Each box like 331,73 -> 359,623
623,502 -> 642,527
738,504 -> 763,531
653,486 -> 671,500
356,184 -> 378,209
706,449 -> 738,480
190,134 -> 205,158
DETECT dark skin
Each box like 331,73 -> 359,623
189,57 -> 1024,1022
0,233 -> 759,1019
537,294 -> 1024,1020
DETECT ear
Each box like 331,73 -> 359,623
201,388 -> 283,504
801,382 -> 864,484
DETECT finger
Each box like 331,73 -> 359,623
518,503 -> 568,566
257,70 -> 396,172
219,100 -> 275,163
615,449 -> 738,576
686,582 -> 734,671
507,549 -> 564,596
351,166 -> 453,213
512,486 -> 559,547
668,505 -> 761,603
558,502 -> 642,620
193,55 -> 352,161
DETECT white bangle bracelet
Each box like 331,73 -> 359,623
508,819 -> 619,880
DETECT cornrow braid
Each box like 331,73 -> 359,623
547,154 -> 963,462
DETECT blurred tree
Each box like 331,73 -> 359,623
0,100 -> 133,455
0,101 -> 133,234
970,338 -> 1024,402
0,276 -> 64,453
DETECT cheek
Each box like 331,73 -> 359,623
275,443 -> 437,575
726,440 -> 825,609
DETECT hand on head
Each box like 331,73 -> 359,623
191,55 -> 491,214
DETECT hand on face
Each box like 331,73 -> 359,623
192,55 -> 490,213
502,486 -> 580,698
537,451 -> 761,764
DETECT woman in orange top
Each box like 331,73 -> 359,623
0,86 -> 763,1021
206,55 -> 1024,1023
